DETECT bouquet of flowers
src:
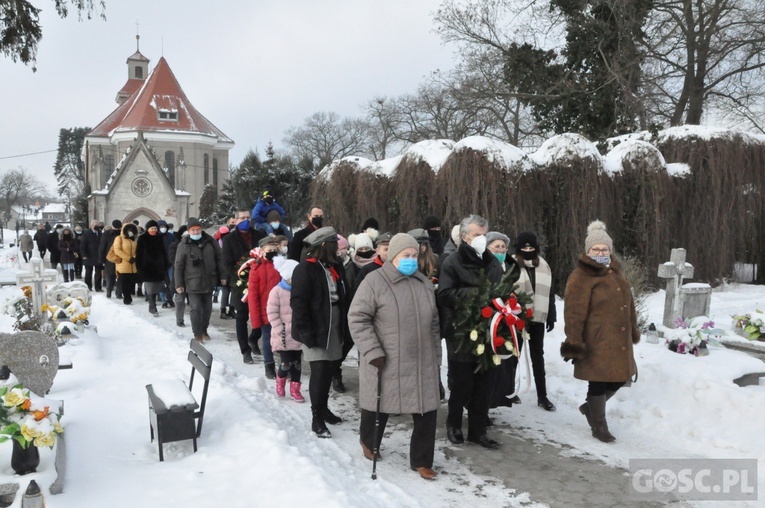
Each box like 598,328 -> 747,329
666,317 -> 723,356
0,384 -> 63,449
731,311 -> 765,341
453,270 -> 533,372
2,286 -> 46,332
236,247 -> 265,301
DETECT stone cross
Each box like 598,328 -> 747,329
657,248 -> 694,328
15,258 -> 58,317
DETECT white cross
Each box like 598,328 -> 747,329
657,248 -> 695,327
16,258 -> 58,317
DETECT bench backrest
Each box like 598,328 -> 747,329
187,339 -> 213,437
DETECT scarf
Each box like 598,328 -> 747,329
278,279 -> 291,291
516,255 -> 552,323
352,252 -> 376,269
305,258 -> 340,282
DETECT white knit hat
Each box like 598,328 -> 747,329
585,220 -> 614,253
354,233 -> 374,251
277,259 -> 299,280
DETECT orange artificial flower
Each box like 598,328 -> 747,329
20,399 -> 32,411
32,406 -> 50,421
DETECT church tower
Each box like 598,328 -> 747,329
84,41 -> 234,227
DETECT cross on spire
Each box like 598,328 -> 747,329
135,20 -> 141,51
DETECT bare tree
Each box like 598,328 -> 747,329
0,167 -> 45,217
364,96 -> 405,160
283,111 -> 371,168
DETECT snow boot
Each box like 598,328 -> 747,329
311,407 -> 331,438
332,374 -> 346,393
69,269 -> 75,282
227,306 -> 236,318
587,395 -> 616,443
290,382 -> 305,403
579,391 -> 616,430
265,362 -> 276,380
220,309 -> 231,320
323,407 -> 342,425
63,270 -> 69,283
275,374 -> 287,398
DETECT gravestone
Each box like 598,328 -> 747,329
48,281 -> 91,308
658,248 -> 695,328
15,258 -> 58,317
681,283 -> 712,320
0,331 -> 59,396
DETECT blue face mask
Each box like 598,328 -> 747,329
493,252 -> 507,263
190,233 -> 202,241
396,258 -> 418,276
589,255 -> 611,265
269,221 -> 280,230
237,219 -> 251,231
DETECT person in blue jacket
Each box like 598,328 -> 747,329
251,189 -> 286,235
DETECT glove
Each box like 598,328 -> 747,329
369,357 -> 385,371
564,357 -> 576,365
129,257 -> 136,264
546,320 -> 555,332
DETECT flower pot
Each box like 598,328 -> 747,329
11,440 -> 39,475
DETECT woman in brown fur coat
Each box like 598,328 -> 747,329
560,221 -> 640,443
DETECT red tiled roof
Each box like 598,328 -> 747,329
117,78 -> 143,98
88,57 -> 232,143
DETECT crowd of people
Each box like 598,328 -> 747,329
19,189 -> 639,481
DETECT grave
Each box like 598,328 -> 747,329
658,248 -> 694,328
47,281 -> 91,308
681,283 -> 712,321
14,258 -> 58,318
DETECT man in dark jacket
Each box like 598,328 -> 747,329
33,224 -> 47,259
80,220 -> 103,292
99,220 -> 123,299
175,218 -> 225,343
221,209 -> 266,363
157,219 -> 176,309
353,232 -> 391,289
46,225 -> 62,271
437,215 -> 503,450
288,205 -> 324,261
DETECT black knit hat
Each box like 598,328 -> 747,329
423,214 -> 441,230
515,232 -> 539,253
146,220 -> 159,230
112,219 -> 122,229
361,217 -> 379,231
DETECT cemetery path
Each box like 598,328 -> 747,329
124,296 -> 679,508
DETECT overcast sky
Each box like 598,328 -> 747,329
0,0 -> 456,196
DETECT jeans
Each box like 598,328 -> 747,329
219,284 -> 231,311
187,292 -> 213,336
261,324 -> 274,364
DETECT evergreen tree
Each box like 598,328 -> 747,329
53,127 -> 91,223
198,184 -> 219,226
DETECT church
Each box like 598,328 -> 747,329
84,41 -> 234,227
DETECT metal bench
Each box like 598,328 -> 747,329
146,340 -> 212,462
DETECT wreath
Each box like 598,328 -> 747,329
235,247 -> 265,301
453,269 -> 533,373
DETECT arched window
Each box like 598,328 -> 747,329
165,151 -> 175,187
203,154 -> 210,185
213,158 -> 218,188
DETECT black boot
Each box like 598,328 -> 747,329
227,306 -> 236,318
220,309 -> 231,320
323,407 -> 342,425
265,362 -> 276,380
332,374 -> 346,393
311,407 -> 331,438
587,395 -> 616,443
213,294 -> 218,304
69,269 -> 75,282
63,270 -> 69,283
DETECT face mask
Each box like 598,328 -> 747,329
159,227 -> 167,234
311,217 -> 323,228
493,252 -> 506,263
127,232 -> 135,238
190,233 -> 202,241
75,231 -> 82,236
63,233 -> 71,239
397,258 -> 419,276
56,229 -> 62,234
265,251 -> 278,261
519,250 -> 537,261
269,221 -> 280,230
589,255 -> 611,265
237,220 -> 251,231
357,250 -> 375,259
470,235 -> 487,256
279,246 -> 288,255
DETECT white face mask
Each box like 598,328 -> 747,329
279,246 -> 288,255
159,227 -> 167,234
470,235 -> 487,256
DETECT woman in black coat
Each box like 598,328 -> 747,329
58,227 -> 78,282
290,226 -> 351,438
136,220 -> 170,316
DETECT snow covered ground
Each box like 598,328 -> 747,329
0,247 -> 762,507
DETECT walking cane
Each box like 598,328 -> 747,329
371,369 -> 382,480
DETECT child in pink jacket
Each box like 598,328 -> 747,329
266,259 -> 304,402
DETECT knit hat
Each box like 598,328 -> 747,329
407,228 -> 429,244
375,232 -> 392,247
157,220 -> 168,228
423,215 -> 441,230
361,217 -> 379,231
354,233 -> 374,251
187,217 -> 202,229
112,219 -> 122,229
450,225 -> 461,245
218,225 -> 229,235
584,220 -> 613,253
514,232 -> 539,251
266,210 -> 281,222
145,220 -> 159,230
277,259 -> 299,281
337,234 -> 349,250
304,226 -> 337,247
387,233 -> 419,261
487,231 -> 510,248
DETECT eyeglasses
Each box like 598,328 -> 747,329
589,248 -> 610,254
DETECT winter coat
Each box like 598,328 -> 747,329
33,230 -> 47,250
251,198 -> 286,225
46,231 -> 61,263
355,256 -> 384,289
437,239 -> 458,273
112,224 -> 138,274
162,232 -> 177,263
98,228 -> 121,265
80,229 -> 102,266
221,229 -> 266,281
58,233 -> 78,264
436,242 -> 504,363
174,232 -> 225,294
561,255 -> 640,382
267,284 -> 300,352
288,224 -> 317,262
290,258 -> 351,350
136,233 -> 169,282
18,233 -> 33,252
247,258 -> 281,329
349,261 -> 441,414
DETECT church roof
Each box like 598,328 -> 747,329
117,78 -> 144,98
127,50 -> 149,62
88,57 -> 233,144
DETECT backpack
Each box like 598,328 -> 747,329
106,240 -> 122,264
